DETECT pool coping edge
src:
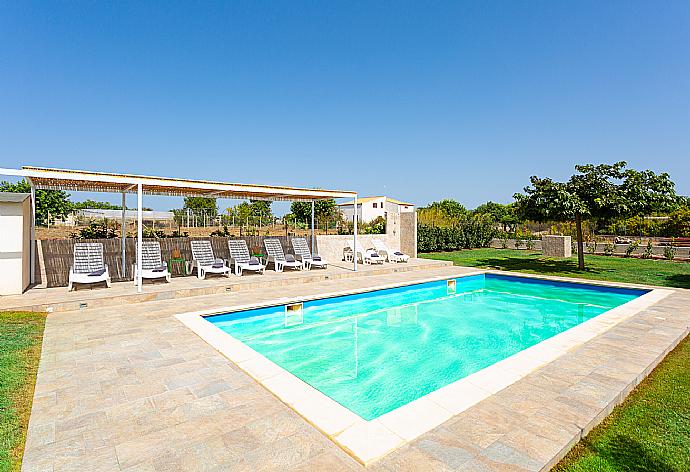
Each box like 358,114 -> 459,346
174,272 -> 673,466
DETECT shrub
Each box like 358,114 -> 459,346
525,238 -> 536,250
642,240 -> 654,259
625,240 -> 640,258
603,243 -> 614,256
143,227 -> 166,238
417,214 -> 496,252
663,207 -> 690,237
586,237 -> 597,254
501,237 -> 509,249
361,216 -> 386,235
210,225 -> 231,237
663,239 -> 676,260
514,238 -> 523,249
72,220 -> 118,239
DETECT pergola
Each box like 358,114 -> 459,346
0,166 -> 359,292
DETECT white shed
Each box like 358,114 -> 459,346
0,193 -> 32,295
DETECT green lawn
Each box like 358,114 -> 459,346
553,333 -> 690,472
420,248 -> 690,289
0,312 -> 46,472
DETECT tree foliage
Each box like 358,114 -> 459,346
71,199 -> 123,210
290,199 -> 339,223
249,200 -> 272,218
0,179 -> 71,225
183,196 -> 217,216
421,199 -> 468,219
514,161 -> 677,269
225,200 -> 273,227
473,201 -> 520,231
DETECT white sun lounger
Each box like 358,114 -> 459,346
132,241 -> 171,284
264,238 -> 303,272
346,240 -> 385,265
372,238 -> 410,263
190,240 -> 230,279
291,237 -> 327,270
68,242 -> 111,291
228,240 -> 266,276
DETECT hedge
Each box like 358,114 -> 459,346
418,216 -> 496,252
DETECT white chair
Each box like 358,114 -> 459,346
190,240 -> 230,279
132,241 -> 171,284
291,237 -> 327,270
228,240 -> 266,276
372,238 -> 410,263
264,238 -> 303,272
68,242 -> 111,291
346,240 -> 385,265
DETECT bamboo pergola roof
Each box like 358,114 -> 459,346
10,166 -> 355,202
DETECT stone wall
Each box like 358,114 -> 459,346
542,235 -> 572,258
399,212 -> 417,257
488,237 -> 690,260
489,238 -> 542,250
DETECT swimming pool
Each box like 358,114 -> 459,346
206,274 -> 646,421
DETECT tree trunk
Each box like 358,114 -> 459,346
575,213 -> 585,270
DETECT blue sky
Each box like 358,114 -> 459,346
1,1 -> 689,213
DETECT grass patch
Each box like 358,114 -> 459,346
552,333 -> 690,471
420,248 -> 690,289
0,312 -> 46,472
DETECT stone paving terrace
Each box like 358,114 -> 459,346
2,258 -> 450,314
16,266 -> 690,471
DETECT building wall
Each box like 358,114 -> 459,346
315,206 -> 417,262
0,198 -> 31,295
314,234 -> 398,264
339,197 -> 388,223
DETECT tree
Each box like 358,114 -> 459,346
473,201 -> 520,232
183,196 -> 217,217
514,162 -> 677,269
0,179 -> 71,225
249,200 -> 272,219
71,199 -> 123,210
290,199 -> 339,224
233,202 -> 252,225
422,199 -> 467,219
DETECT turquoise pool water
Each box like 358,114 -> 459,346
208,274 -> 645,420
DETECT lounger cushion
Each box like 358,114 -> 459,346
152,265 -> 167,272
312,255 -> 322,261
248,257 -> 260,265
211,259 -> 225,268
394,251 -> 405,256
88,268 -> 106,277
285,254 -> 296,263
370,252 -> 380,258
